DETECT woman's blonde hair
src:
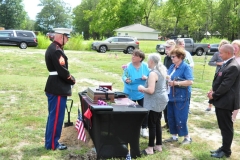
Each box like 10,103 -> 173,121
148,53 -> 167,79
231,40 -> 240,56
218,39 -> 230,50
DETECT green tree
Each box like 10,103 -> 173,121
149,6 -> 175,39
72,0 -> 100,39
213,0 -> 240,40
150,0 -> 213,41
87,0 -> 121,38
116,0 -> 143,27
140,0 -> 159,26
20,16 -> 35,31
35,0 -> 72,33
0,0 -> 26,29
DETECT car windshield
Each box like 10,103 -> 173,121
104,37 -> 113,42
211,44 -> 218,47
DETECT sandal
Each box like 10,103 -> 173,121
141,149 -> 154,155
153,145 -> 162,152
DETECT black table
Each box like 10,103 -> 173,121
78,92 -> 148,159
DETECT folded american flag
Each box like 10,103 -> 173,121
75,108 -> 86,142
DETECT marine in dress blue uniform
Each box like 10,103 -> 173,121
44,28 -> 75,150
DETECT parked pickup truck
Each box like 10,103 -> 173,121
156,38 -> 210,56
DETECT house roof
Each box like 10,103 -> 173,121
204,31 -> 211,36
114,24 -> 160,33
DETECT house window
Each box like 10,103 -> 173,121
125,33 -> 128,36
118,33 -> 121,36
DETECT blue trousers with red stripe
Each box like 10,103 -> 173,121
45,93 -> 67,150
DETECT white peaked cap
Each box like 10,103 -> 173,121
53,28 -> 72,36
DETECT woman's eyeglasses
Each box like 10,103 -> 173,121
171,56 -> 176,59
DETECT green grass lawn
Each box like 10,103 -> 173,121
0,47 -> 240,160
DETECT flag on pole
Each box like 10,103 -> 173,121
75,108 -> 86,142
126,143 -> 131,160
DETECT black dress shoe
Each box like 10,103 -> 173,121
56,144 -> 67,150
211,151 -> 230,158
210,147 -> 222,154
59,143 -> 65,146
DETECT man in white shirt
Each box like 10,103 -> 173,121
175,38 -> 194,68
176,38 -> 194,114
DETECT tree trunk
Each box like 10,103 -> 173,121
145,16 -> 149,26
173,15 -> 179,35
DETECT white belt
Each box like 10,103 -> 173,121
49,71 -> 58,75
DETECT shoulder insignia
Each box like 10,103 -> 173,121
56,45 -> 63,51
59,56 -> 65,65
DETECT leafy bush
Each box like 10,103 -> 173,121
139,40 -> 164,53
36,33 -> 51,49
36,33 -> 165,53
200,37 -> 230,44
36,33 -> 93,51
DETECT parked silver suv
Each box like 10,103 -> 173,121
91,36 -> 139,54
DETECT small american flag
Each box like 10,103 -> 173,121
126,152 -> 131,160
75,108 -> 86,142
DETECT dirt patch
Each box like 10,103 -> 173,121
59,125 -> 96,159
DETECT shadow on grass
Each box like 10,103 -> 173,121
21,146 -> 68,159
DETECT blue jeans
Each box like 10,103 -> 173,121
167,100 -> 190,137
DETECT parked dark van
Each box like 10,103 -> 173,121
0,30 -> 38,49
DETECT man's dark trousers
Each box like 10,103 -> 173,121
215,107 -> 233,156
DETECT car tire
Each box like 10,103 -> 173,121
127,46 -> 134,54
123,50 -> 127,54
196,49 -> 204,56
99,45 -> 107,53
19,42 -> 27,49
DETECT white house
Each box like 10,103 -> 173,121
114,24 -> 160,40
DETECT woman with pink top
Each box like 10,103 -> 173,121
231,40 -> 240,122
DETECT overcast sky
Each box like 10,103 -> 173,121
22,0 -> 81,20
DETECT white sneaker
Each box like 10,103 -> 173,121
142,128 -> 149,137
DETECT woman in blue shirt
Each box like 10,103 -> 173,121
164,47 -> 193,145
122,49 -> 150,137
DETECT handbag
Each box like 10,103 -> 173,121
173,77 -> 187,88
114,91 -> 128,98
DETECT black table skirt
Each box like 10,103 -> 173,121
78,91 -> 148,159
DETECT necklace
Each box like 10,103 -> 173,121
134,63 -> 141,71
